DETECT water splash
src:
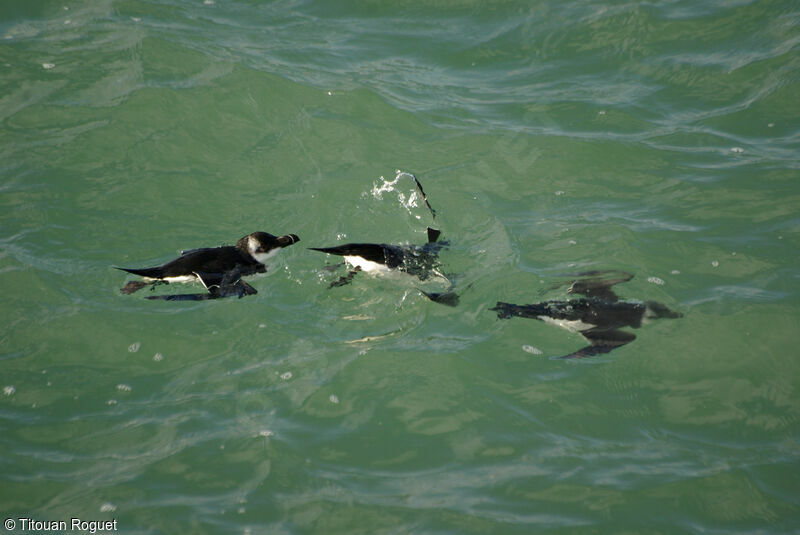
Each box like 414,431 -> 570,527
369,170 -> 424,219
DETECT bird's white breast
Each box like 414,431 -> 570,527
343,255 -> 390,273
143,274 -> 198,284
539,316 -> 596,332
251,247 -> 281,265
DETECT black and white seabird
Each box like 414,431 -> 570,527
309,227 -> 458,306
490,271 -> 682,358
116,231 -> 299,300
309,172 -> 458,305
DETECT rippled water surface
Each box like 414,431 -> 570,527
2,1 -> 799,533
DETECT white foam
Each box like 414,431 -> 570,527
371,174 -> 400,199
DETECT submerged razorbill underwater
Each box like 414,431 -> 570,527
116,231 -> 299,300
309,172 -> 459,306
491,271 -> 682,359
309,226 -> 458,305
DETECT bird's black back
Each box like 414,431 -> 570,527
118,246 -> 261,279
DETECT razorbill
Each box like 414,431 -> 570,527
490,270 -> 682,358
309,227 -> 458,306
116,231 -> 299,300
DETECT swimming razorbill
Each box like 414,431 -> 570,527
116,231 -> 299,300
309,227 -> 458,306
490,270 -> 682,358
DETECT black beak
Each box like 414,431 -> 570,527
277,234 -> 300,247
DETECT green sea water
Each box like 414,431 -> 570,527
2,1 -> 799,533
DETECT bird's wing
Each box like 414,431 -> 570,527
557,328 -> 636,359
